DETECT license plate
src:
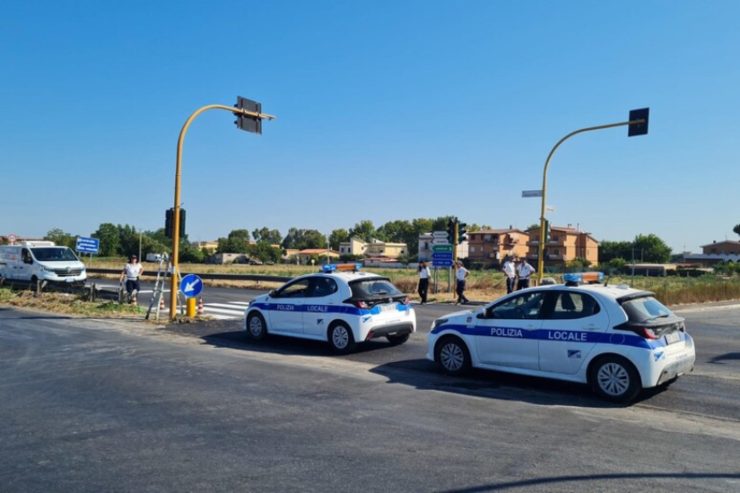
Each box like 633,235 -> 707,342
665,331 -> 681,345
380,303 -> 396,312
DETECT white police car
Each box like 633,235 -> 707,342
245,264 -> 416,353
427,274 -> 695,402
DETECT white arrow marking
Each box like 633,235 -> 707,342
184,279 -> 201,292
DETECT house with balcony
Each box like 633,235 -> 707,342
683,240 -> 740,265
526,225 -> 599,267
466,228 -> 530,267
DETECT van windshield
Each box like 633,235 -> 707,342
31,247 -> 79,262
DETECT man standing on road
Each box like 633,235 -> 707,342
516,257 -> 535,291
418,260 -> 431,304
455,260 -> 470,305
502,256 -> 516,294
120,255 -> 144,304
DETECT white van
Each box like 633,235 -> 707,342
0,241 -> 87,285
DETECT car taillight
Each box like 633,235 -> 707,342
637,327 -> 659,339
354,300 -> 369,309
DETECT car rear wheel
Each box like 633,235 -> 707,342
329,322 -> 356,354
246,312 -> 267,341
435,337 -> 471,376
590,356 -> 642,403
386,333 -> 410,345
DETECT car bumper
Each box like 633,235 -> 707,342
642,334 -> 696,388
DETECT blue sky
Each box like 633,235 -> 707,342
1,1 -> 738,252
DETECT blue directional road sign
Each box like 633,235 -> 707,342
432,251 -> 454,267
180,274 -> 203,298
76,236 -> 100,254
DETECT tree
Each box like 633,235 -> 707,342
252,227 -> 282,245
734,224 -> 740,237
328,228 -> 350,250
599,241 -> 633,263
92,223 -> 120,257
348,220 -> 377,242
247,242 -> 282,263
217,229 -> 252,254
632,234 -> 671,263
44,228 -> 76,249
281,228 -> 327,250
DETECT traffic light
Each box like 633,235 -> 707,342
543,219 -> 550,243
234,96 -> 263,134
447,218 -> 456,244
165,208 -> 186,239
458,222 -> 467,244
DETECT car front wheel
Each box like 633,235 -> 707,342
329,322 -> 356,354
590,356 -> 642,403
435,337 -> 471,376
246,312 -> 268,341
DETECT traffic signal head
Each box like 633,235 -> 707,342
458,222 -> 467,243
543,219 -> 550,243
165,208 -> 187,239
447,218 -> 456,243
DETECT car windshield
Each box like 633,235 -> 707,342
350,278 -> 403,299
31,247 -> 79,262
621,295 -> 672,322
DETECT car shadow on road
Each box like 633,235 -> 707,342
369,358 -> 660,409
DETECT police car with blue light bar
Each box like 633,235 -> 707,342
427,276 -> 695,402
244,264 -> 416,353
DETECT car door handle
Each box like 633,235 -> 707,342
582,323 -> 599,330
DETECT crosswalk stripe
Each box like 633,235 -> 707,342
203,306 -> 244,317
206,302 -> 250,310
207,313 -> 238,320
227,301 -> 251,306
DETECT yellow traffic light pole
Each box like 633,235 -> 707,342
170,104 -> 276,320
536,117 -> 645,283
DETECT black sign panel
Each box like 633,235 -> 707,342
234,96 -> 263,134
628,107 -> 649,137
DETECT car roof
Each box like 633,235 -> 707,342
529,283 -> 652,301
294,271 -> 387,283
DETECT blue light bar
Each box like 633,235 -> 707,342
322,264 -> 337,273
563,272 -> 605,284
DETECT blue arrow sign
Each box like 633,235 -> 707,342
76,236 -> 100,254
432,259 -> 454,267
180,274 -> 203,298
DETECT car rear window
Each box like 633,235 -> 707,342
349,278 -> 403,300
621,295 -> 672,323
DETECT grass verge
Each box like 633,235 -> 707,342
0,288 -> 144,318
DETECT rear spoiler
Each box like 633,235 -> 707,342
615,291 -> 655,305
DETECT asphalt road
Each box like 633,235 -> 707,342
0,302 -> 738,492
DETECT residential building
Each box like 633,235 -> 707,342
291,249 -> 340,265
192,240 -> 219,253
683,240 -> 740,265
702,240 -> 740,255
526,225 -> 599,267
467,228 -> 530,266
417,233 -> 434,262
339,237 -> 408,259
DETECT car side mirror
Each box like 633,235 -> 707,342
268,290 -> 277,298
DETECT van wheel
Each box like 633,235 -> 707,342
435,336 -> 471,376
590,356 -> 642,403
329,322 -> 356,354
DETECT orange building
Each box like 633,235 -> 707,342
526,225 -> 599,267
467,228 -> 530,266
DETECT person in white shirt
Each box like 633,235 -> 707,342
455,260 -> 470,304
417,260 -> 431,304
516,258 -> 535,290
120,254 -> 144,304
502,256 -> 516,294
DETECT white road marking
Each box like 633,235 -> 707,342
673,303 -> 740,314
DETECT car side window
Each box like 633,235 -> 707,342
21,249 -> 32,263
489,292 -> 546,320
309,277 -> 338,297
276,279 -> 311,298
548,292 -> 600,320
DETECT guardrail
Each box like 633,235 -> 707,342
85,268 -> 292,283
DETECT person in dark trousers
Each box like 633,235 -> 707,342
120,254 -> 144,304
455,260 -> 470,305
516,258 -> 535,290
502,256 -> 516,294
418,260 -> 431,304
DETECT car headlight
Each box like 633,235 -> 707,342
432,318 -> 449,330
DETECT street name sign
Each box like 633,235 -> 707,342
75,236 -> 100,254
521,190 -> 543,198
432,244 -> 453,252
432,231 -> 449,238
180,274 -> 203,298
